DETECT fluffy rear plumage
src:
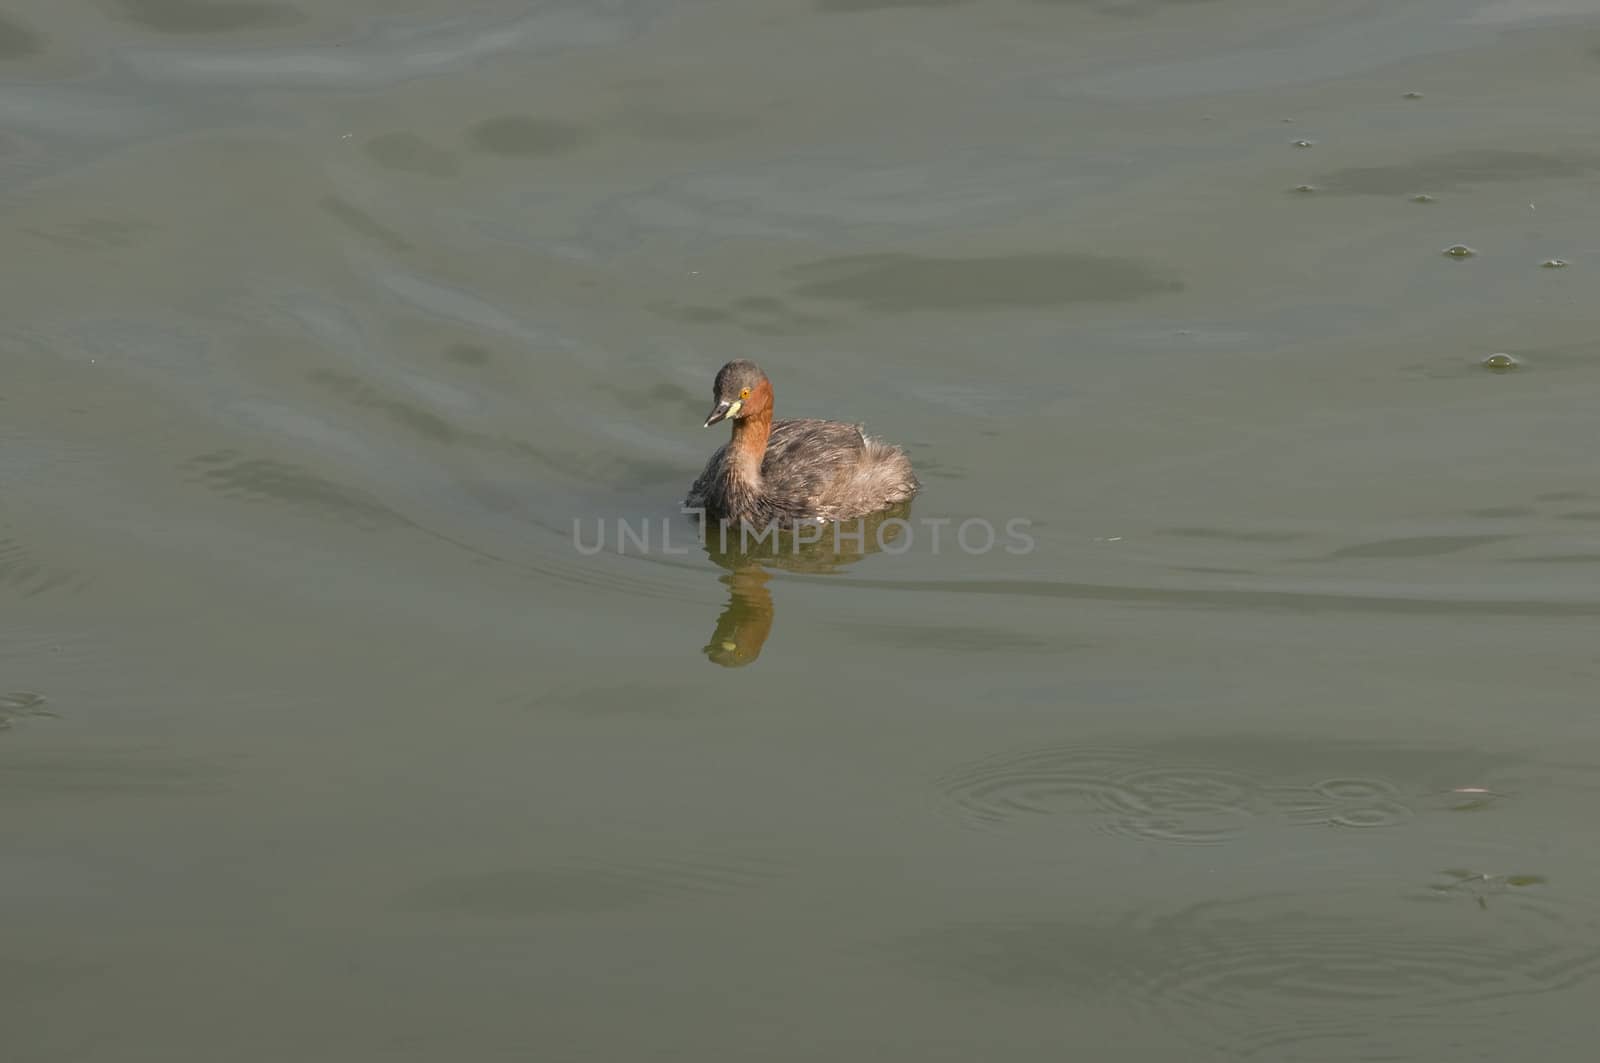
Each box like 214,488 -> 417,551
686,417 -> 919,526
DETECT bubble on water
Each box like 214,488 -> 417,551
1410,193 -> 1436,203
1291,184 -> 1317,194
1442,243 -> 1477,258
1541,258 -> 1569,269
1482,353 -> 1519,371
1403,91 -> 1424,99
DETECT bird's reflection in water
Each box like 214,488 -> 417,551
697,503 -> 912,667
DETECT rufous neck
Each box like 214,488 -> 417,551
728,411 -> 772,480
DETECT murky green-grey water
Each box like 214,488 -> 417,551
5,1 -> 1600,1059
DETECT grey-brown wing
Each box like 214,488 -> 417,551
761,419 -> 867,505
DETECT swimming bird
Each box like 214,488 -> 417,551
685,360 -> 918,527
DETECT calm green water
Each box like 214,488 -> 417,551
5,1 -> 1600,1059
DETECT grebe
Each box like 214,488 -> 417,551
685,360 -> 918,526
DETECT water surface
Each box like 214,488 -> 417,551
5,1 -> 1600,1059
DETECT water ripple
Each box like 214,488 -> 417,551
0,537 -> 86,599
895,883 -> 1600,1058
0,691 -> 50,731
938,740 -> 1515,842
940,746 -> 1266,844
842,575 -> 1600,617
119,5 -> 654,88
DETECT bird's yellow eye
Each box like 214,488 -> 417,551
739,387 -> 750,399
